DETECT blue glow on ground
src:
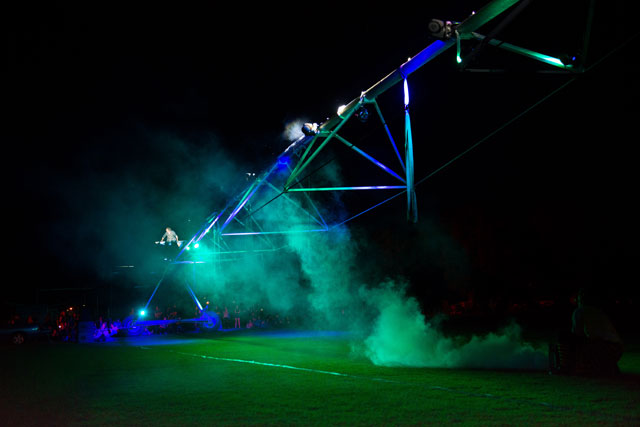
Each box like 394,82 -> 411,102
85,330 -> 352,346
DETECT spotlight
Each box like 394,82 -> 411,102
194,243 -> 200,249
355,107 -> 369,123
139,309 -> 146,317
337,104 -> 348,117
278,155 -> 290,166
301,123 -> 319,136
428,19 -> 454,39
559,53 -> 580,68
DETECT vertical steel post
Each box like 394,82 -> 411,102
404,78 -> 418,223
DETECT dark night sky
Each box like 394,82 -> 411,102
5,2 -> 638,305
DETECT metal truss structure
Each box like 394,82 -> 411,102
139,0 -> 594,322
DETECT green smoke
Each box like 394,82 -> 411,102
176,152 -> 548,370
86,128 -> 545,371
359,281 -> 546,369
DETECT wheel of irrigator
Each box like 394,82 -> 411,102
123,317 -> 142,336
203,312 -> 221,330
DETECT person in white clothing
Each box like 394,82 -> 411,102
160,227 -> 179,244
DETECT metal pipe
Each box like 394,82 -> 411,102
220,163 -> 278,232
222,229 -> 327,237
471,32 -> 571,69
371,100 -> 405,172
287,186 -> 406,192
460,0 -> 531,68
334,134 -> 406,183
285,107 -> 356,189
313,0 -> 520,138
285,134 -> 319,188
264,181 -> 326,228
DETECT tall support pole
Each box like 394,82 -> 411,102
579,0 -> 596,72
404,78 -> 418,223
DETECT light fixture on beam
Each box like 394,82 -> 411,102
355,106 -> 369,123
301,122 -> 319,136
428,19 -> 455,39
559,53 -> 579,68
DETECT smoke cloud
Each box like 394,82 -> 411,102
358,282 -> 546,369
33,126 -> 241,284
282,224 -> 546,370
282,119 -> 309,143
42,121 -> 547,371
163,126 -> 546,371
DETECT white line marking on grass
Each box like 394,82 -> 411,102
162,348 -> 572,412
171,350 -> 357,378
136,344 -> 639,424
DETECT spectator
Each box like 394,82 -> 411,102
549,288 -> 623,375
234,304 -> 241,329
222,306 -> 230,329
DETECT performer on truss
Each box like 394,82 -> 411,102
158,227 -> 181,261
160,227 -> 179,246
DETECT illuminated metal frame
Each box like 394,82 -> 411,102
140,0 -> 588,320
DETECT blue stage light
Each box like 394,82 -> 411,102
355,107 -> 369,123
278,155 -> 290,166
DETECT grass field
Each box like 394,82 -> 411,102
1,329 -> 639,426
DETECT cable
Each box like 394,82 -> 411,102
416,77 -> 575,187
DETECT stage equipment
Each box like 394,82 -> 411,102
428,19 -> 455,39
301,123 -> 319,136
137,0 -> 594,327
355,107 -> 369,123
